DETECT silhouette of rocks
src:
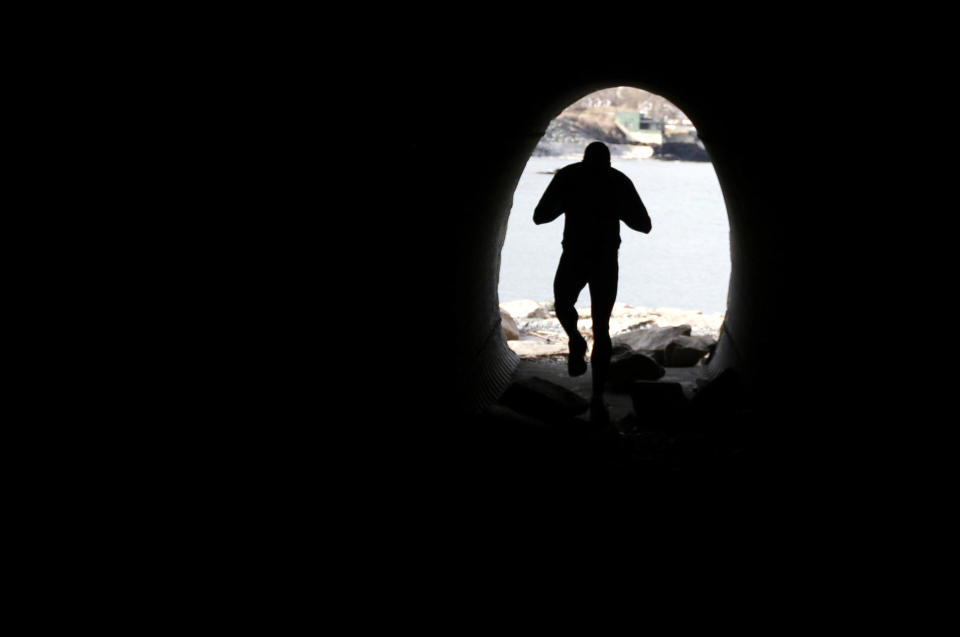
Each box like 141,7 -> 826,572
608,346 -> 665,390
500,310 -> 520,340
635,307 -> 722,335
498,376 -> 590,422
663,334 -> 717,367
501,301 -> 724,362
613,324 -> 692,352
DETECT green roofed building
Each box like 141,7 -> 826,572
615,112 -> 665,145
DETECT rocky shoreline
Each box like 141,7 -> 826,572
531,103 -> 710,162
532,141 -> 657,160
500,299 -> 724,367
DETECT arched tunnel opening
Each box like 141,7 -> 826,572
492,87 -> 733,453
447,84 -> 748,487
497,86 -> 730,380
458,91 -> 742,404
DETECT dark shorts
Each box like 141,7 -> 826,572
553,249 -> 619,330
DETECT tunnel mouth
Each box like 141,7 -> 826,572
446,74 -> 814,488
497,86 -> 730,381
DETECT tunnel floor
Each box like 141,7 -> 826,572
510,357 -> 710,424
478,356 -> 759,490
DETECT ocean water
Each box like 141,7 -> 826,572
498,156 -> 730,314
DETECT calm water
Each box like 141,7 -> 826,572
499,156 -> 730,314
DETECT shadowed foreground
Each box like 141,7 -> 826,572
466,357 -> 773,498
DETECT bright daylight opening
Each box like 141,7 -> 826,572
498,86 -> 730,366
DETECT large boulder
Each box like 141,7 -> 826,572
607,346 -> 665,390
663,335 -> 717,367
613,324 -> 692,354
498,376 -> 590,422
500,310 -> 520,340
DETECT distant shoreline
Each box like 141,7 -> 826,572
534,141 -> 709,162
533,142 -> 657,161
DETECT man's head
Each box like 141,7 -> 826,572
583,142 -> 611,168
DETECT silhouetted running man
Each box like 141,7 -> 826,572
534,142 -> 651,421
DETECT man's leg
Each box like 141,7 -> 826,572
588,252 -> 619,406
553,251 -> 589,377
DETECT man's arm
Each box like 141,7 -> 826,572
533,171 -> 565,224
619,179 -> 651,234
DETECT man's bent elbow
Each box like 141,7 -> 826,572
534,207 -> 555,224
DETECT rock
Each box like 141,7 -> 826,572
507,339 -> 569,358
608,348 -> 665,390
611,343 -> 633,357
613,324 -> 692,353
498,376 -> 590,422
500,310 -> 520,340
500,299 -> 552,319
630,381 -> 689,421
530,304 -> 553,319
663,335 -> 717,367
648,308 -> 724,335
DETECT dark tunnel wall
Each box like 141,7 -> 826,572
336,41 -> 925,451
193,17 -> 956,529
182,12 -> 959,547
